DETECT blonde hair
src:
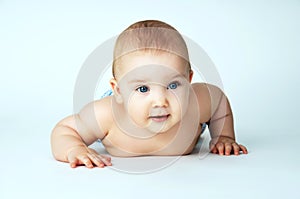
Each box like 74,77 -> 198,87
112,20 -> 190,77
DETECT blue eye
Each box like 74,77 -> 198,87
168,82 -> 179,89
136,86 -> 149,93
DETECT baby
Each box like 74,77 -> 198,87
51,20 -> 248,168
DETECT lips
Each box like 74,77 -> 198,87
149,114 -> 170,122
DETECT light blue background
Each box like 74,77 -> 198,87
0,0 -> 299,199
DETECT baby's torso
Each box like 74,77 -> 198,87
97,85 -> 209,157
101,121 -> 203,157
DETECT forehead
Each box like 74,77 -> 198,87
115,51 -> 188,80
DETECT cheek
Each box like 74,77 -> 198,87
119,86 -> 137,108
127,95 -> 149,122
169,88 -> 190,114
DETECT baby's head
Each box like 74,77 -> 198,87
112,20 -> 192,79
110,20 -> 194,134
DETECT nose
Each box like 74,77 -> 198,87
151,88 -> 169,108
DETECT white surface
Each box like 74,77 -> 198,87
0,0 -> 299,199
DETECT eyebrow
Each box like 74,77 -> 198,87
128,79 -> 147,84
170,74 -> 186,79
128,74 -> 186,84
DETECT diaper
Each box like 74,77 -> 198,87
201,123 -> 207,133
100,89 -> 113,98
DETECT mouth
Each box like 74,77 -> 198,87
149,114 -> 170,122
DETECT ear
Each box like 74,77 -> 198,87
189,69 -> 194,83
110,78 -> 123,104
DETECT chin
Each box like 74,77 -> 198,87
147,124 -> 172,134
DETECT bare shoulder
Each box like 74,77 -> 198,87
191,83 -> 224,123
94,96 -> 114,118
78,96 -> 114,137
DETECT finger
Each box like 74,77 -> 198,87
232,143 -> 240,155
69,157 -> 79,168
209,142 -> 216,153
87,153 -> 105,168
78,156 -> 94,168
212,147 -> 218,154
87,148 -> 107,167
89,153 -> 112,167
225,143 -> 232,156
100,155 -> 112,162
211,146 -> 218,154
87,148 -> 112,167
239,144 -> 248,154
216,142 -> 224,155
67,154 -> 81,168
209,142 -> 218,154
99,155 -> 112,166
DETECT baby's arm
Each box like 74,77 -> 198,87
193,83 -> 248,155
208,87 -> 247,155
51,98 -> 112,168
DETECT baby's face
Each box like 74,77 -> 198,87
113,52 -> 192,134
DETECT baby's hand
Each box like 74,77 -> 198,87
66,146 -> 112,168
209,136 -> 248,156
